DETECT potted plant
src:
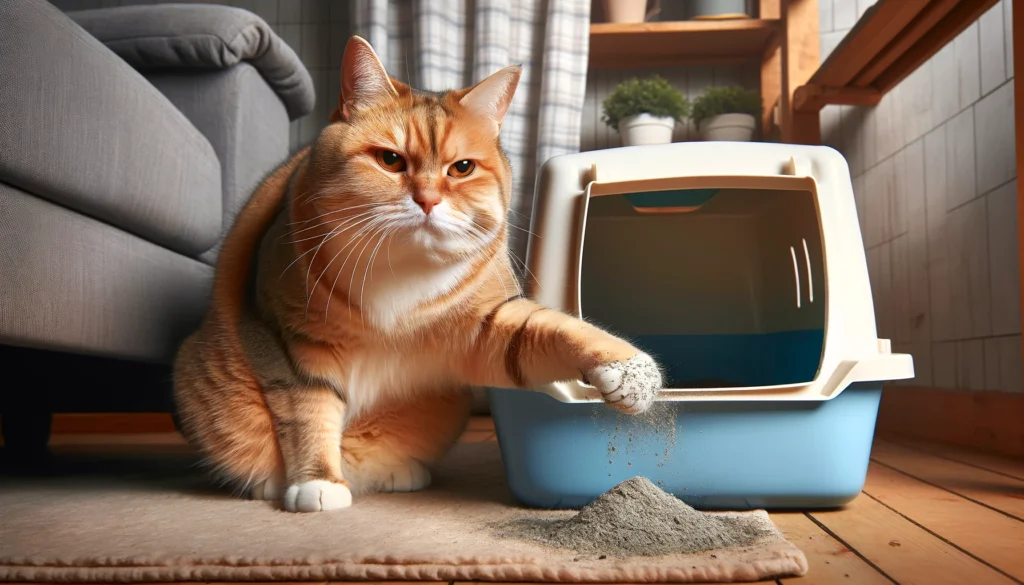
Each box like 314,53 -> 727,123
691,86 -> 761,141
602,75 -> 689,146
688,0 -> 752,20
600,0 -> 661,23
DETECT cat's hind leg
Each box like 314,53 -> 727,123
172,332 -> 286,501
341,388 -> 472,495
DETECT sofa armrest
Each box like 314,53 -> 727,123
148,65 -> 291,264
67,3 -> 315,121
0,0 -> 223,257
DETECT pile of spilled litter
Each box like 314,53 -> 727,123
495,477 -> 772,558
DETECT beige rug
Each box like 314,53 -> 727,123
0,442 -> 807,583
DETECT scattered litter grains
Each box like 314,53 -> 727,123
495,477 -> 771,558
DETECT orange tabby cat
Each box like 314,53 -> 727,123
173,36 -> 663,513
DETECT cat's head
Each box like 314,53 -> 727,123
301,36 -> 521,266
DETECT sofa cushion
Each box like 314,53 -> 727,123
68,4 -> 315,121
0,0 -> 223,257
0,183 -> 213,363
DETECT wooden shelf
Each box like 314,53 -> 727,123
793,0 -> 999,113
589,19 -> 780,70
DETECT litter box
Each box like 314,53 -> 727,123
488,141 -> 914,510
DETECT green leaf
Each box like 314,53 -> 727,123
690,86 -> 762,125
601,75 -> 690,131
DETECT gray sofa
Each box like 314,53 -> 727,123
0,0 -> 314,460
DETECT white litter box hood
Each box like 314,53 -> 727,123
524,142 -> 913,403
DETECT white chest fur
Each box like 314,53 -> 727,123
360,258 -> 472,331
338,348 -> 452,421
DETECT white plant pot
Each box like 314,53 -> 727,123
619,114 -> 676,146
602,0 -> 651,23
688,0 -> 751,19
700,113 -> 756,141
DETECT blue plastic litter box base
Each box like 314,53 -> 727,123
488,383 -> 881,510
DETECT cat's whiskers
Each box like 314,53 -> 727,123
279,220 -> 356,282
460,223 -> 520,298
465,217 -> 536,289
286,203 -> 378,227
281,210 -> 383,284
299,223 -> 347,299
320,216 -> 390,321
386,228 -> 397,278
308,215 -> 387,320
281,208 -> 378,242
345,219 -> 390,319
359,224 -> 398,316
505,222 -> 539,238
304,213 -> 385,317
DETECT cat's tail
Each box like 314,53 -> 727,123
207,147 -> 309,329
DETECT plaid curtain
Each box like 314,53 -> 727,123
351,0 -> 591,262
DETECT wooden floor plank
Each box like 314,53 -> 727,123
770,512 -> 893,584
809,493 -> 1016,585
890,437 -> 1024,480
457,582 -> 778,585
861,462 -> 1024,581
872,440 -> 1024,520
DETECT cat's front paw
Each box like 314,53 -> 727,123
283,480 -> 352,512
585,353 -> 662,415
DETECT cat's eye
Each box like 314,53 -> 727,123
448,159 -> 476,178
375,150 -> 407,173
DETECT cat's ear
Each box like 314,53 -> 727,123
337,36 -> 399,120
458,65 -> 522,136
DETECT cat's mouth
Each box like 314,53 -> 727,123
394,210 -> 493,259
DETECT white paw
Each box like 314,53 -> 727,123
585,353 -> 662,415
355,459 -> 432,494
283,480 -> 352,512
251,474 -> 284,501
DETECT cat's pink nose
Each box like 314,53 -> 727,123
413,192 -> 442,215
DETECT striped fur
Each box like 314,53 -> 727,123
173,36 -> 662,513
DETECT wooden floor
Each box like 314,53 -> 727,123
33,417 -> 1024,585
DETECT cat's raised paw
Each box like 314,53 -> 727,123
283,480 -> 352,512
251,474 -> 284,502
585,353 -> 662,415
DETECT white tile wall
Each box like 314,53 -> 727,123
980,2 -> 1008,95
825,0 -> 1022,392
898,141 -> 931,343
901,65 -> 934,146
987,180 -> 1022,335
51,0 -> 351,152
930,43 -> 961,128
955,23 -> 982,109
842,105 -> 868,176
975,82 -> 1017,195
1006,0 -> 1015,75
945,108 -> 978,210
832,0 -> 859,30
